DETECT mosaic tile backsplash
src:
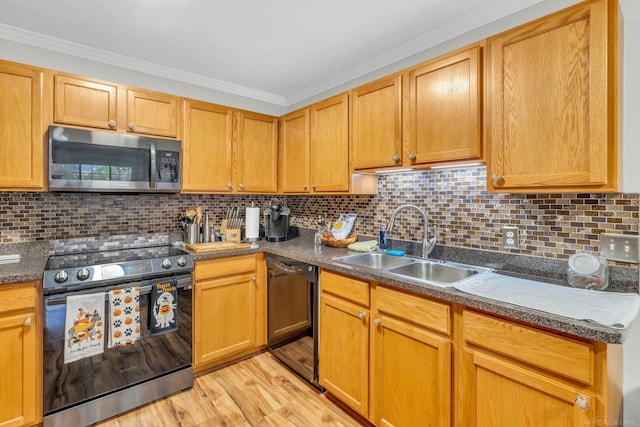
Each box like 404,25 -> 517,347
1,166 -> 638,266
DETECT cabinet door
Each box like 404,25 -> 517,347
0,282 -> 40,426
126,88 -> 178,137
487,0 -> 616,192
194,272 -> 257,365
407,46 -> 481,165
319,292 -> 369,417
279,108 -> 310,193
0,61 -> 44,190
310,93 -> 350,192
459,349 -> 596,427
183,99 -> 234,192
54,74 -> 118,130
372,314 -> 451,427
236,111 -> 278,193
351,75 -> 402,170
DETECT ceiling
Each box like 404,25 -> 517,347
0,0 -> 559,106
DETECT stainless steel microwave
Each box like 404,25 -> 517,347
48,126 -> 181,193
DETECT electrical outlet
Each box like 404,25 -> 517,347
502,226 -> 519,249
600,233 -> 639,264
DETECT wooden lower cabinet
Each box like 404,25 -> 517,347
193,254 -> 266,372
319,270 -> 370,418
0,281 -> 41,427
319,269 -> 620,427
458,309 -> 618,427
371,286 -> 451,427
319,270 -> 452,425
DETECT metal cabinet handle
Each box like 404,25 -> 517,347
311,184 -> 317,189
227,182 -> 233,189
491,173 -> 502,184
574,395 -> 590,410
358,312 -> 366,320
23,317 -> 32,326
391,154 -> 400,163
373,318 -> 381,326
239,183 -> 245,190
407,152 -> 416,161
251,275 -> 256,281
108,119 -> 116,128
128,123 -> 136,131
303,184 -> 308,190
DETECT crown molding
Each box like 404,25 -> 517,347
0,0 -> 542,108
0,23 -> 288,106
285,0 -> 544,105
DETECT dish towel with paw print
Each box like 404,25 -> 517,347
108,287 -> 141,348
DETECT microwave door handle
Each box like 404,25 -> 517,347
150,142 -> 157,190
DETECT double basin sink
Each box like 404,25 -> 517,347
333,251 -> 491,287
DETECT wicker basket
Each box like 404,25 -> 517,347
321,234 -> 357,248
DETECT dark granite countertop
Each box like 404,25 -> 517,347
188,228 -> 639,344
2,230 -> 637,344
0,242 -> 49,285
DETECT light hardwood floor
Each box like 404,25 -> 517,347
95,352 -> 363,426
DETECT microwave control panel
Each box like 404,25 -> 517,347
157,151 -> 179,182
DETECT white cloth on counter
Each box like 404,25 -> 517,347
64,293 -> 105,363
108,287 -> 141,348
455,272 -> 640,330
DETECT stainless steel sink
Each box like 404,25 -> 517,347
388,260 -> 485,285
333,252 -> 492,287
333,252 -> 415,269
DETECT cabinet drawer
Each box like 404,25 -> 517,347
320,269 -> 369,307
375,285 -> 450,335
463,310 -> 594,385
195,255 -> 257,281
0,281 -> 38,313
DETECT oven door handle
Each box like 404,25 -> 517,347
44,275 -> 193,306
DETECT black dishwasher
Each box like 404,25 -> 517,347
266,254 -> 322,390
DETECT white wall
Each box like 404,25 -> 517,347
620,0 -> 640,423
0,38 -> 288,117
621,0 -> 640,193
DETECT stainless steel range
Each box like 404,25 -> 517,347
42,241 -> 194,427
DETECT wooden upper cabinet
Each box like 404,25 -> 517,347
310,93 -> 350,192
182,99 -> 234,193
126,88 -> 178,137
351,75 -> 402,170
0,60 -> 44,191
280,108 -> 310,193
52,72 -> 179,138
406,45 -> 482,166
487,0 -> 619,192
236,111 -> 278,193
54,74 -> 118,130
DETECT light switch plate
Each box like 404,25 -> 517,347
600,233 -> 639,264
502,226 -> 519,249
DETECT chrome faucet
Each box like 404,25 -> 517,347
386,204 -> 437,258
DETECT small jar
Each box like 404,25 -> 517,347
567,253 -> 609,291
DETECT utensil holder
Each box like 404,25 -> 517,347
185,223 -> 199,244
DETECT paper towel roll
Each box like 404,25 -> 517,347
245,206 -> 260,240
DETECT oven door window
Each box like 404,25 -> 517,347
43,282 -> 192,414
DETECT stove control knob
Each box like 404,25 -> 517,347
176,257 -> 187,267
161,258 -> 172,269
54,270 -> 69,283
77,268 -> 91,281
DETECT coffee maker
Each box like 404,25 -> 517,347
264,199 -> 290,242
